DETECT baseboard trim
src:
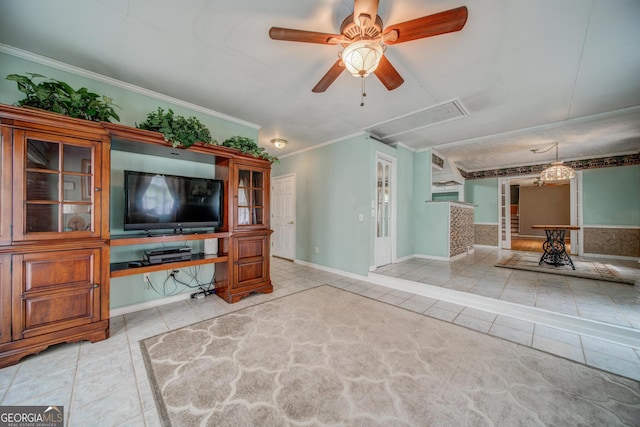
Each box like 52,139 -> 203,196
110,292 -> 193,317
294,259 -> 368,281
414,254 -> 451,262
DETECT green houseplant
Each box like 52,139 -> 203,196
222,136 -> 279,163
136,107 -> 216,148
6,72 -> 120,122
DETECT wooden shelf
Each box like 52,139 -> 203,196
110,231 -> 229,247
110,253 -> 228,278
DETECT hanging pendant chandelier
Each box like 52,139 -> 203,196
534,142 -> 576,181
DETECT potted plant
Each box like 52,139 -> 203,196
222,136 -> 279,163
6,72 -> 120,122
136,107 -> 216,148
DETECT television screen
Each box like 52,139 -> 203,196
124,170 -> 223,231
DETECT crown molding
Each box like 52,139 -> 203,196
0,43 -> 261,130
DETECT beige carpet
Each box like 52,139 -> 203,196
495,252 -> 636,285
141,285 -> 640,426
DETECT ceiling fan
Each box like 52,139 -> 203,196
269,0 -> 468,94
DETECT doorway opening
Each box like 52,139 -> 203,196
499,174 -> 581,255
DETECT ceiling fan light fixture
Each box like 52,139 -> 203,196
270,138 -> 287,149
341,40 -> 384,77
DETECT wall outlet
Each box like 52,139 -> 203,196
143,272 -> 150,288
315,246 -> 319,254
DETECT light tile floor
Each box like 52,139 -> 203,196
0,252 -> 638,426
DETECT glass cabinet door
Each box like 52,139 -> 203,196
15,131 -> 99,239
236,166 -> 265,228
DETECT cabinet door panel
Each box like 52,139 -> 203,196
13,249 -> 100,339
236,261 -> 264,283
24,252 -> 93,292
13,130 -> 101,241
0,255 -> 10,344
0,127 -> 11,245
23,288 -> 94,336
237,238 -> 263,259
232,164 -> 270,230
233,234 -> 267,288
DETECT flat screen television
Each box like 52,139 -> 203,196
124,170 -> 223,231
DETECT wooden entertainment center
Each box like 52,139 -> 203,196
0,104 -> 273,367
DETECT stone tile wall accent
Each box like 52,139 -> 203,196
450,205 -> 474,257
583,228 -> 640,258
462,153 -> 639,180
475,224 -> 499,246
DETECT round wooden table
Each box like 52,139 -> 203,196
531,225 -> 580,270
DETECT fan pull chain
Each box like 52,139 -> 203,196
360,76 -> 367,107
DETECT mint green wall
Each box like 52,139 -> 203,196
0,51 -> 258,143
420,203 -> 450,258
392,146 -> 415,259
412,149 -> 449,258
274,136 -> 415,274
413,150 -> 443,255
109,151 -> 217,309
465,178 -> 499,223
583,165 -> 640,226
273,135 -> 372,276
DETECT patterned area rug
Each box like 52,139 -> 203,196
496,252 -> 636,285
141,285 -> 640,426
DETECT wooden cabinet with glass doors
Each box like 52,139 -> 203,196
0,104 -> 110,368
216,159 -> 273,303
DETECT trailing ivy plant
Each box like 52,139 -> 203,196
6,72 -> 120,122
136,107 -> 216,148
222,136 -> 279,163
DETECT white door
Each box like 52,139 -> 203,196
498,178 -> 511,249
271,174 -> 295,260
375,157 -> 393,267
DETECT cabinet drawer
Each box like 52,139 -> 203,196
23,252 -> 94,292
22,287 -> 96,338
12,248 -> 101,339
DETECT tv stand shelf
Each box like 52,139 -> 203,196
110,253 -> 228,278
110,231 -> 229,246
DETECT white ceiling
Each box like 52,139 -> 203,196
0,0 -> 639,171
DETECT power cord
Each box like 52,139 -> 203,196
144,267 -> 216,299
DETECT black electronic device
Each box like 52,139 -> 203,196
144,246 -> 192,264
128,261 -> 143,267
124,170 -> 223,231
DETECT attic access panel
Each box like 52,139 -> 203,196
365,99 -> 469,141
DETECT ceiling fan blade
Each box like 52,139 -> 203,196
312,60 -> 345,93
269,27 -> 342,44
383,6 -> 468,45
374,55 -> 404,90
353,0 -> 379,28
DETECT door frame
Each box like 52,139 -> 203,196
271,173 -> 296,260
498,174 -> 582,255
373,152 -> 397,269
